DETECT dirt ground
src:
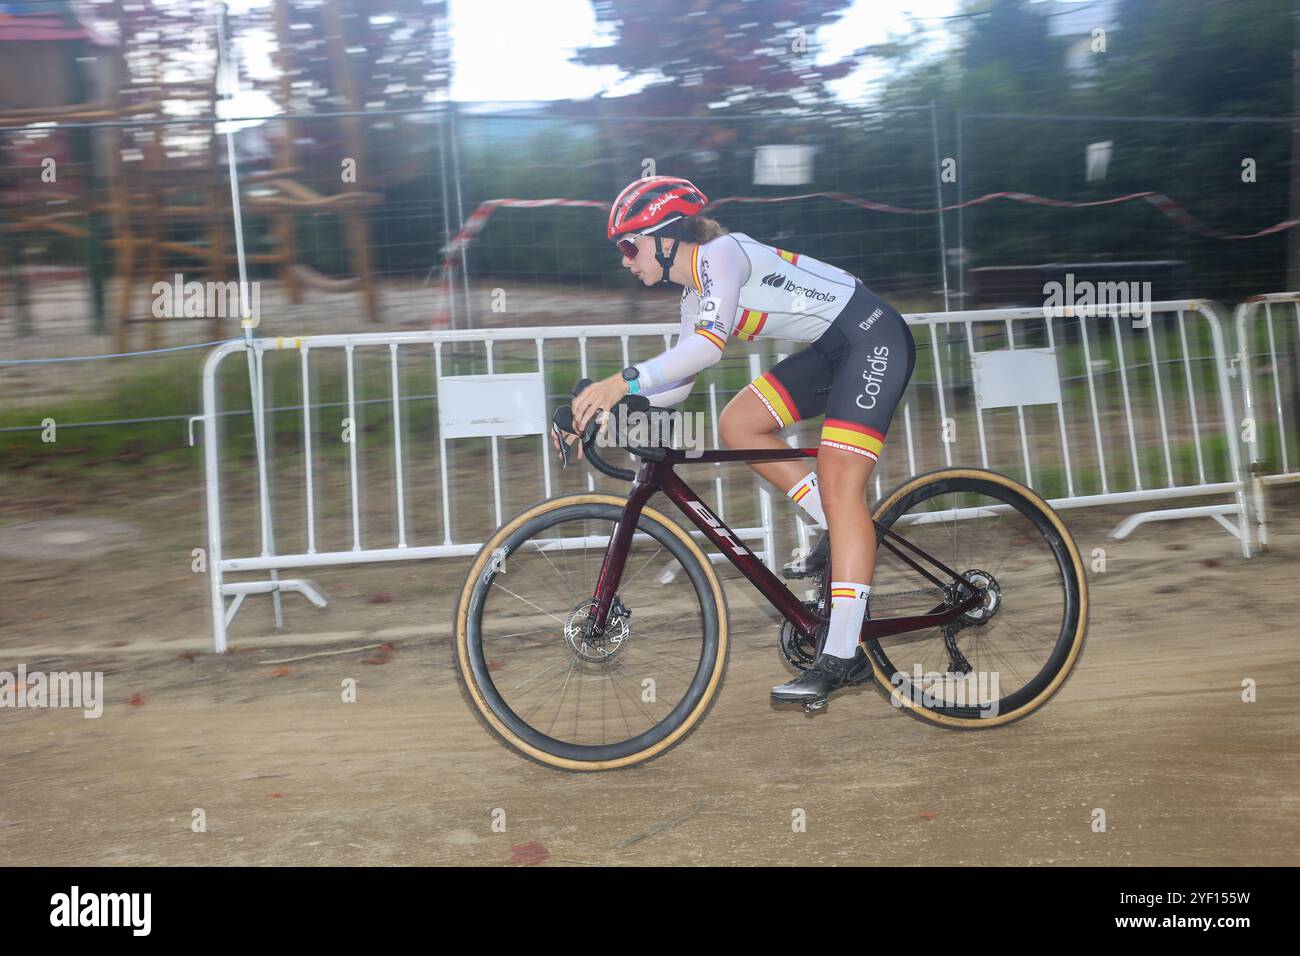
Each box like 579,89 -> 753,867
1,466 -> 1297,867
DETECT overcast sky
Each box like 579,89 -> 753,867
216,0 -> 980,117
448,0 -> 963,103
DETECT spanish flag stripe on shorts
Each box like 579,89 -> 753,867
791,483 -> 811,503
821,418 -> 884,459
749,372 -> 801,427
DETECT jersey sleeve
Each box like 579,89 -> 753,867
632,235 -> 748,389
641,374 -> 697,408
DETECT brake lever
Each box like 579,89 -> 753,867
551,402 -> 590,469
551,423 -> 572,469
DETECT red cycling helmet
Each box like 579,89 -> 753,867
608,176 -> 709,283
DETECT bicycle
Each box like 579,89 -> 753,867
453,380 -> 1089,771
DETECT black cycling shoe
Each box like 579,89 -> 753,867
771,645 -> 871,705
782,530 -> 829,579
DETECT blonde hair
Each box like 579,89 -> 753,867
689,216 -> 729,243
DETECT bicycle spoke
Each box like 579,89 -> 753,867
533,541 -> 581,602
488,582 -> 571,628
538,653 -> 583,736
613,647 -> 700,690
503,656 -> 571,696
619,544 -> 666,591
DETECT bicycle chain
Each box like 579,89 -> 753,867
868,586 -> 948,600
779,583 -> 950,673
803,578 -> 948,603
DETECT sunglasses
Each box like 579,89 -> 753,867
616,235 -> 642,259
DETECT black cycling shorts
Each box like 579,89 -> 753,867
747,283 -> 916,462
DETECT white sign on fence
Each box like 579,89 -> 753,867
754,144 -> 815,185
971,348 -> 1061,409
438,373 -> 547,439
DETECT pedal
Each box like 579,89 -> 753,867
802,697 -> 828,713
781,554 -> 825,581
781,532 -> 829,580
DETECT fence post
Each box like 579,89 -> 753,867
436,104 -> 457,330
929,101 -> 950,313
449,100 -> 472,331
956,108 -> 966,308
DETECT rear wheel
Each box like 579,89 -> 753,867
454,493 -> 729,771
863,468 -> 1088,728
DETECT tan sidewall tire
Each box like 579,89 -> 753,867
866,468 -> 1089,728
454,493 -> 730,771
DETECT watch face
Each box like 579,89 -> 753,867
623,367 -> 638,381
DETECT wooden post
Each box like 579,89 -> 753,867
106,0 -> 134,354
142,76 -> 165,352
322,0 -> 380,324
205,48 -> 227,342
272,0 -> 302,306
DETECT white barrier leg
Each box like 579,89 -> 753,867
1108,504 -> 1247,544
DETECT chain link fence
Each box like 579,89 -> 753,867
2,98 -> 1296,442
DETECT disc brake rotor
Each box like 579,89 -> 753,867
956,568 -> 1001,625
564,598 -> 631,663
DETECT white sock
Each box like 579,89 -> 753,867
786,472 -> 826,529
824,581 -> 871,658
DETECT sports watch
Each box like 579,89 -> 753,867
621,366 -> 641,395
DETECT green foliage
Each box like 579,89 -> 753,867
572,0 -> 862,118
867,0 -> 1297,300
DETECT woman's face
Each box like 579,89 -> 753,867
621,235 -> 668,286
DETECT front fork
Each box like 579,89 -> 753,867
586,473 -> 658,636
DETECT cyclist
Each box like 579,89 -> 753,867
563,175 -> 915,704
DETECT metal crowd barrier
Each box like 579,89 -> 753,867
1233,292 -> 1300,549
902,300 -> 1248,553
196,300 -> 1251,651
195,325 -> 781,652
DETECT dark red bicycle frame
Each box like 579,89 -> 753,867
586,445 -> 983,640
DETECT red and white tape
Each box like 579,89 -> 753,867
434,189 -> 1298,322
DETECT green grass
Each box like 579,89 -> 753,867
4,324 -> 1291,504
0,356 -> 201,480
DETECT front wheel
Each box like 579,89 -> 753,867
453,493 -> 729,771
864,467 -> 1089,728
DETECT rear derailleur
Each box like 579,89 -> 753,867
939,568 -> 1001,676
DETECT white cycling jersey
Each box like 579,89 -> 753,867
635,232 -> 859,406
